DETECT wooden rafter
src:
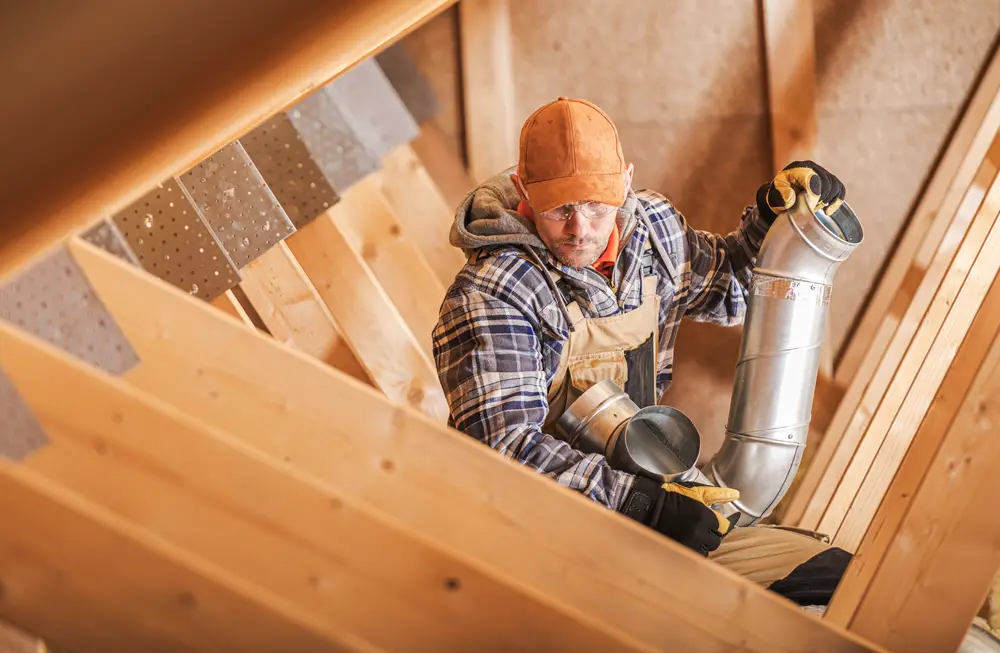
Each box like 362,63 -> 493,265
0,0 -> 457,277
459,0 -> 518,183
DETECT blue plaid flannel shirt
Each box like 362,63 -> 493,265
432,188 -> 770,512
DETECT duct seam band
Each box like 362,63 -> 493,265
749,274 -> 832,306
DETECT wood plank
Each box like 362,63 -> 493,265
236,242 -> 370,385
379,143 -> 467,287
825,272 -> 1000,624
760,0 -> 837,377
410,121 -> 476,210
0,0 -> 458,276
817,169 -> 1000,542
459,0 -> 518,183
327,175 -> 446,358
283,214 -> 449,421
784,134 -> 1000,530
835,46 -> 1000,384
66,238 -> 883,653
826,310 -> 1000,652
0,320 -> 646,653
0,461 -> 344,653
210,290 -> 256,330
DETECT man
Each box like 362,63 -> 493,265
432,96 -> 850,605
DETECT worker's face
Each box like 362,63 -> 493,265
534,202 -> 620,267
513,164 -> 633,268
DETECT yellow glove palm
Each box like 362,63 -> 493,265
763,160 -> 846,219
662,482 -> 741,535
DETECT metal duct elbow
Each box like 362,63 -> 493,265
701,195 -> 863,526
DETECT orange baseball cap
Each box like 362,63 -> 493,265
517,97 -> 627,214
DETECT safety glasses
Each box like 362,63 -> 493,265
537,201 -> 620,221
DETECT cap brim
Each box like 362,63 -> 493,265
525,173 -> 625,214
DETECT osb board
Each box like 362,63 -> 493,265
814,0 -> 1000,353
401,0 -> 1000,457
396,5 -> 465,160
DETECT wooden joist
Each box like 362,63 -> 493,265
783,129 -> 1000,531
284,215 -> 449,422
378,143 -> 467,288
328,175 -> 446,358
0,0 -> 457,277
4,236 -> 881,653
234,242 -> 371,385
825,288 -> 1000,651
459,0 -> 518,183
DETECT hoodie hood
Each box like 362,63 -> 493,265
450,168 -> 545,255
449,168 -> 641,257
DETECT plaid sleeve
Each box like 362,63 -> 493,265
432,254 -> 635,510
679,203 -> 771,326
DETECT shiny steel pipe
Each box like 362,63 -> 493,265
702,195 -> 864,526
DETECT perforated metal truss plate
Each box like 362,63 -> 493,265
325,58 -> 420,158
179,141 -> 296,268
0,247 -> 140,374
242,114 -> 341,229
110,177 -> 240,301
288,85 -> 382,193
375,43 -> 440,126
80,219 -> 141,267
0,366 -> 49,461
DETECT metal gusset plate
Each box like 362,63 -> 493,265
325,58 -> 420,158
241,114 -> 341,230
80,218 -> 141,267
0,365 -> 49,461
0,247 -> 140,375
179,141 -> 296,268
375,43 -> 440,125
110,177 -> 240,301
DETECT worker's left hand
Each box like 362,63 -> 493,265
756,160 -> 846,223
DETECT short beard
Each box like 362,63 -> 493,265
553,238 -> 603,268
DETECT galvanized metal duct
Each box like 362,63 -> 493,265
699,194 -> 864,526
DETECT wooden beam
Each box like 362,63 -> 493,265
0,0 -> 457,276
60,237 -> 883,653
759,0 -> 838,378
327,174 -> 446,358
459,0 -> 518,183
816,166 -> 1000,544
0,318 -> 646,653
378,143 -> 467,288
283,214 -> 449,421
235,242 -> 371,385
410,121 -> 476,211
0,462 -> 342,653
834,45 -> 1000,384
824,302 -> 1000,651
783,133 -> 1000,529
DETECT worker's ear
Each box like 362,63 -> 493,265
510,172 -> 529,201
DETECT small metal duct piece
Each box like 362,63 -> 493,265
700,195 -> 864,526
556,379 -> 702,483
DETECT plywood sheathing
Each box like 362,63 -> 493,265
400,0 -> 1000,457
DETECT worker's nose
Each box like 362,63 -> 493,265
564,212 -> 587,237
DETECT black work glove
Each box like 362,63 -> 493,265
619,476 -> 742,556
756,160 -> 846,224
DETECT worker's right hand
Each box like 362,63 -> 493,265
619,477 -> 742,556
